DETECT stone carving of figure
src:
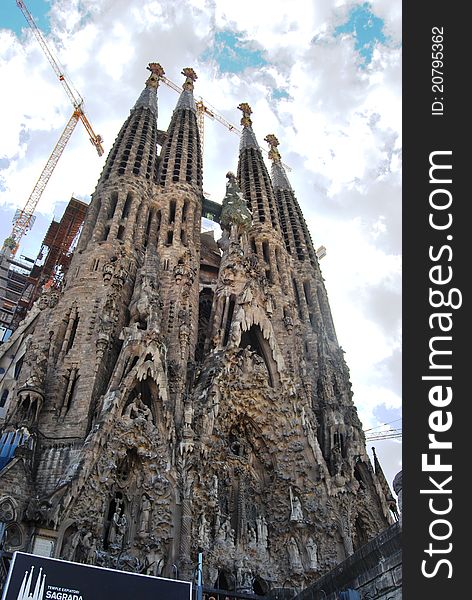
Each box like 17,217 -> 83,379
144,546 -> 164,576
77,531 -> 96,564
228,318 -> 241,347
306,537 -> 318,570
252,353 -> 268,381
227,524 -> 235,546
237,567 -> 253,593
217,518 -> 235,546
247,525 -> 257,548
217,229 -> 231,252
114,513 -> 127,548
290,489 -> 304,522
179,312 -> 191,358
209,474 -> 218,502
256,515 -> 268,550
102,260 -> 115,284
123,394 -> 152,422
183,398 -> 193,429
48,290 -> 59,308
108,498 -> 127,548
138,495 -> 152,534
287,537 -> 302,570
38,292 -> 50,310
113,263 -> 127,289
266,294 -> 274,317
62,529 -> 81,561
198,513 -> 210,548
339,516 -> 354,556
283,312 -> 294,333
332,441 -> 342,476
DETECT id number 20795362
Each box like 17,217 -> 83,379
431,26 -> 444,116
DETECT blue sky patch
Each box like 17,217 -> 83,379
334,3 -> 387,66
0,0 -> 51,36
271,88 -> 290,101
201,29 -> 268,74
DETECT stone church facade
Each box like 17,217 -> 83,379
0,64 -> 396,595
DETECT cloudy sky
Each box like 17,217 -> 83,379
0,0 -> 401,486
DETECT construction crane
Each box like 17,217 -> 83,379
364,419 -> 402,441
365,430 -> 402,442
2,1 -> 104,257
158,70 -> 292,172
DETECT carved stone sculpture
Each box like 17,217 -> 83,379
287,537 -> 303,571
306,537 -> 318,570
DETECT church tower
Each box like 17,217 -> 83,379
0,65 -> 396,596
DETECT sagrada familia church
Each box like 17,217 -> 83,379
0,64 -> 398,595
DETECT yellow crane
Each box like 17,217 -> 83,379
2,0 -> 104,256
158,70 -> 292,172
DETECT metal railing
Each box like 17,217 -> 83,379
199,587 -> 266,600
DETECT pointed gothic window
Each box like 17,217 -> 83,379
354,516 -> 369,550
0,389 -> 9,408
121,192 -> 132,219
182,200 -> 189,222
292,278 -> 303,319
144,209 -> 153,249
222,296 -> 236,347
155,210 -> 161,242
108,192 -> 118,220
195,288 -> 214,363
67,315 -> 79,352
169,200 -> 177,224
14,355 -> 24,380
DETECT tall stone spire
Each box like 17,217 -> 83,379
98,62 -> 162,185
265,134 -> 317,267
157,67 -> 202,190
78,63 -> 163,253
236,103 -> 281,232
265,133 -> 338,343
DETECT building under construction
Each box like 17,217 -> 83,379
0,197 -> 87,342
0,254 -> 36,342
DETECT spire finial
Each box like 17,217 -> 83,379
146,62 -> 164,89
238,102 -> 253,127
182,67 -> 198,92
264,134 -> 282,162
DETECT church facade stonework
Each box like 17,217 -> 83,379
0,64 -> 396,595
